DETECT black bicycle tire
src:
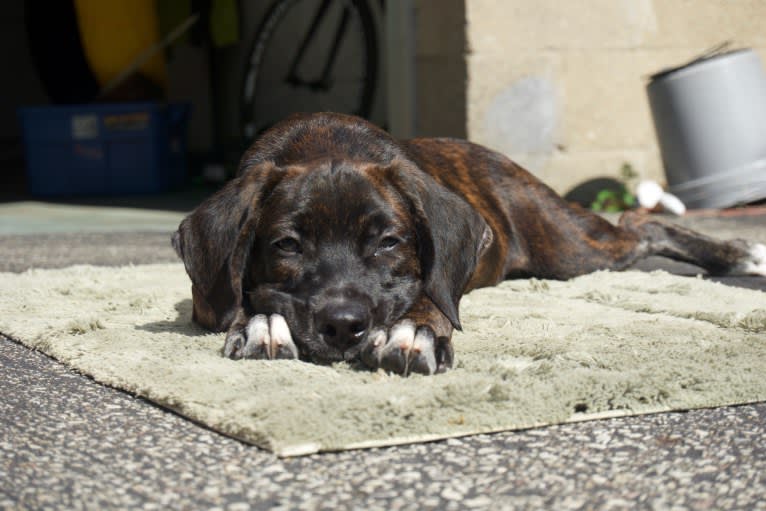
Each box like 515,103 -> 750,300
240,0 -> 379,140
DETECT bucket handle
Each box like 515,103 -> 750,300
648,41 -> 733,81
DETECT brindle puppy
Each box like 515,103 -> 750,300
173,112 -> 766,376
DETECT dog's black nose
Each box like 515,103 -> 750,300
316,301 -> 370,348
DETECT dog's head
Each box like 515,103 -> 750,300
174,156 -> 488,364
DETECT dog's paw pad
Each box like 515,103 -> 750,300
364,320 -> 437,376
224,314 -> 298,360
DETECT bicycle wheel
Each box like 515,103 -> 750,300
240,0 -> 379,140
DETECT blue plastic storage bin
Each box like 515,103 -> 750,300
18,102 -> 190,196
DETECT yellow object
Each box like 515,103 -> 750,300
210,0 -> 240,48
74,0 -> 167,90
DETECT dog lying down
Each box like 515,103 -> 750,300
173,112 -> 766,376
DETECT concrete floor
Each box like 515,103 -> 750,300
0,201 -> 185,235
1,201 -> 766,510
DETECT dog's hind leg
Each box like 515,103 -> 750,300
505,206 -> 766,281
616,211 -> 766,276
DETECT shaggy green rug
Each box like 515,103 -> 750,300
1,264 -> 765,456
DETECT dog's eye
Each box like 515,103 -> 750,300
378,236 -> 400,251
273,237 -> 302,254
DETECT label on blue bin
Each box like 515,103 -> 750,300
72,115 -> 99,140
104,112 -> 150,132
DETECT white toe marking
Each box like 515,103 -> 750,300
223,330 -> 244,358
243,314 -> 298,359
369,329 -> 386,348
412,329 -> 434,354
362,328 -> 388,368
735,243 -> 766,276
269,314 -> 291,345
379,320 -> 438,376
269,314 -> 298,359
746,243 -> 766,276
246,314 -> 269,346
412,329 -> 436,374
389,320 -> 415,351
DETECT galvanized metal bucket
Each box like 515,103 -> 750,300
647,48 -> 766,208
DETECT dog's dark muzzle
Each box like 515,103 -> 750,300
314,297 -> 372,351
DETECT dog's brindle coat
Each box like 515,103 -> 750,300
174,112 -> 766,375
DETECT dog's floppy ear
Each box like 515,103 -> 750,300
172,163 -> 280,331
386,159 -> 491,330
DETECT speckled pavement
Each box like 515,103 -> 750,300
2,212 -> 766,510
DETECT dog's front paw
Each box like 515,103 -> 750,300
224,314 -> 299,360
361,320 -> 453,376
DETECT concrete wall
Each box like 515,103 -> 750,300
463,0 -> 766,194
